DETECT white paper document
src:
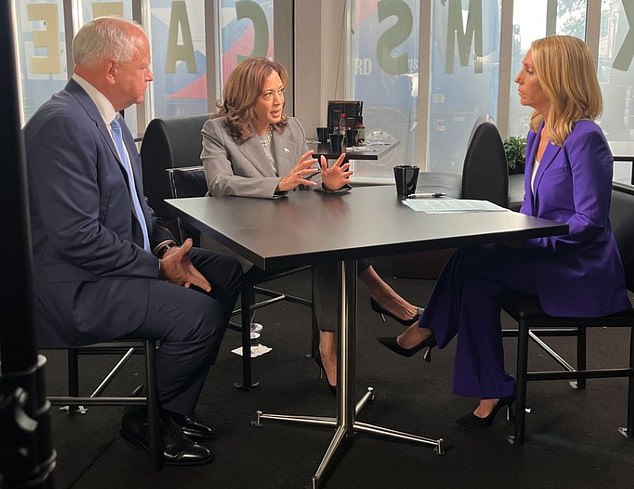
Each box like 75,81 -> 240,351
403,198 -> 509,213
231,344 -> 272,357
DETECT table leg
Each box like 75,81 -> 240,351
310,259 -> 358,486
254,259 -> 445,488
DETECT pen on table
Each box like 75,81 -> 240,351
407,192 -> 446,198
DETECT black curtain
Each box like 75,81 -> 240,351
0,2 -> 56,488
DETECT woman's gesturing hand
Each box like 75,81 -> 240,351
320,153 -> 353,190
277,150 -> 320,192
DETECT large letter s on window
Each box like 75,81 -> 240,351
376,0 -> 412,76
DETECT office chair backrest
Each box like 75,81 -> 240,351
461,120 -> 509,207
610,183 -> 634,292
140,114 -> 210,219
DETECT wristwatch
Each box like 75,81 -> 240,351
155,240 -> 178,258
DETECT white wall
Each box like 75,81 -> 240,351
294,0 -> 349,136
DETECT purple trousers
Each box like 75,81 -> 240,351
420,244 -> 539,399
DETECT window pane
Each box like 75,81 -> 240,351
149,0 -> 208,117
16,0 -> 68,122
600,0 -> 634,141
80,0 -> 132,20
508,0 -> 588,138
79,2 -> 136,131
599,0 -> 634,184
217,0 -> 274,89
428,0 -> 501,172
351,0 -> 419,181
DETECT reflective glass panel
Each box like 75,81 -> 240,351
149,0 -> 208,117
599,0 -> 634,184
428,0 -> 501,173
351,0 -> 419,181
80,0 -> 132,20
508,0 -> 588,138
217,0 -> 274,89
16,0 -> 67,122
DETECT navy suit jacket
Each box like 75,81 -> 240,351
24,79 -> 173,346
519,120 -> 630,316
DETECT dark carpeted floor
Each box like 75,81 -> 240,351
42,266 -> 634,489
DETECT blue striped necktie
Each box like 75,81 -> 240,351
110,116 -> 150,251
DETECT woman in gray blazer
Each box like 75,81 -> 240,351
201,57 -> 421,392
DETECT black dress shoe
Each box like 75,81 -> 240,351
377,334 -> 436,362
370,297 -> 423,326
455,396 -> 515,428
313,351 -> 336,395
121,409 -> 213,466
165,411 -> 216,441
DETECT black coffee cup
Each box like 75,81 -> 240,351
393,165 -> 420,198
329,133 -> 344,154
316,127 -> 329,144
345,128 -> 358,147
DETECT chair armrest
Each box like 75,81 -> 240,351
166,166 -> 208,199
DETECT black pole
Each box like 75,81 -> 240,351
0,2 -> 56,488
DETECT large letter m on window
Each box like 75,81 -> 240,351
446,0 -> 483,74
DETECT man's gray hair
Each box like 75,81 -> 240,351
73,16 -> 144,66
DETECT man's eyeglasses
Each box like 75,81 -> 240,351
261,88 -> 285,101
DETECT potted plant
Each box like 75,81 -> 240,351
503,135 -> 527,174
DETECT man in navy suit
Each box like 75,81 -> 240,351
24,16 -> 244,465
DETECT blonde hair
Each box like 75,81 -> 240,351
528,35 -> 602,146
215,57 -> 288,143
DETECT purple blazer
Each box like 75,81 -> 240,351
519,120 -> 630,316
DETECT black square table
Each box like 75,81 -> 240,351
307,140 -> 398,161
166,186 -> 567,488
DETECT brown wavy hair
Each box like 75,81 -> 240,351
214,57 -> 289,143
528,35 -> 602,146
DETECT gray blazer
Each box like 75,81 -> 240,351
201,116 -> 314,198
201,115 -> 365,332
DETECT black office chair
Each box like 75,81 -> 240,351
396,117 -> 509,278
141,114 -> 211,228
164,165 -> 207,244
460,119 -> 509,207
416,116 -> 509,207
499,182 -> 634,445
47,339 -> 161,472
141,115 -> 316,389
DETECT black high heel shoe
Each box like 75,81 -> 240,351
377,334 -> 436,362
455,396 -> 515,428
314,351 -> 336,395
370,297 -> 423,326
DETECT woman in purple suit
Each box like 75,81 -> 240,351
379,35 -> 631,427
